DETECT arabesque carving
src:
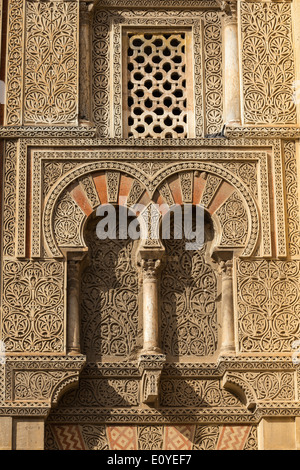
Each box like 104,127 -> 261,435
24,0 -> 78,124
241,1 -> 296,124
236,260 -> 300,353
1,260 -> 65,354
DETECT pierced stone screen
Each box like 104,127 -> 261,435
123,29 -> 194,138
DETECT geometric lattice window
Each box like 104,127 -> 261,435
122,28 -> 195,138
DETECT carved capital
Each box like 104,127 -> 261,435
141,259 -> 161,280
219,260 -> 233,277
220,0 -> 238,23
79,2 -> 92,24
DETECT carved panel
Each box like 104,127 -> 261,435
92,8 -> 223,137
79,175 -> 100,209
106,171 -> 121,203
200,174 -> 222,207
241,1 -> 296,124
81,425 -> 109,450
160,380 -> 241,407
203,10 -> 223,135
57,378 -> 139,408
81,217 -> 139,359
1,260 -> 65,353
24,1 -> 78,124
14,371 -> 74,401
5,0 -> 25,125
161,236 -> 218,358
179,171 -> 193,203
2,141 -> 18,256
236,260 -> 300,353
221,162 -> 258,200
242,372 -> 295,401
216,191 -> 248,247
193,425 -> 220,450
92,10 -> 110,137
244,426 -> 258,450
283,141 -> 300,257
53,191 -> 85,248
43,162 -> 79,197
137,426 -> 163,450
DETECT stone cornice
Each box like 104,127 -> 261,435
1,126 -> 300,140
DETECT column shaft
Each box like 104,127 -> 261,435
67,259 -> 82,354
220,260 -> 235,354
79,2 -> 92,124
223,5 -> 241,125
141,259 -> 161,354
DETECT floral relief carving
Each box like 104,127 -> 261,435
193,425 -> 220,450
81,217 -> 139,360
241,1 -> 296,124
242,372 -> 295,401
216,191 -> 248,247
160,379 -> 241,407
24,1 -> 78,124
1,260 -> 65,353
5,0 -> 25,125
161,235 -> 218,358
43,162 -> 79,197
137,426 -> 163,450
236,260 -> 300,353
2,141 -> 18,256
14,371 -> 75,401
53,191 -> 85,248
80,425 -> 109,450
58,378 -> 139,408
283,141 -> 300,257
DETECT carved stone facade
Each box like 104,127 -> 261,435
0,0 -> 300,451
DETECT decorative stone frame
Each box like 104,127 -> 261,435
92,7 -> 224,137
23,143 -> 279,260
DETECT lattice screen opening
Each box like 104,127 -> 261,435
123,29 -> 195,139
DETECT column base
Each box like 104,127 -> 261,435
219,345 -> 236,356
79,118 -> 93,127
140,347 -> 163,356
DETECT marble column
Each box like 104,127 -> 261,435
219,260 -> 236,355
79,1 -> 93,125
223,1 -> 241,126
141,258 -> 162,354
67,252 -> 86,354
